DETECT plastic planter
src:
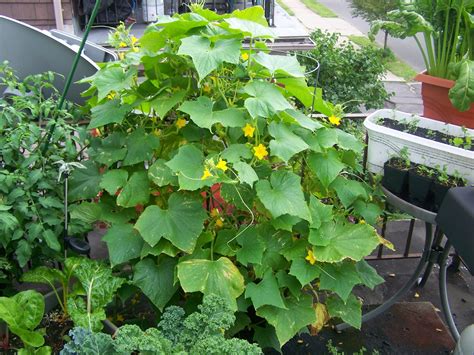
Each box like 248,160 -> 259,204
382,159 -> 410,196
364,109 -> 474,185
408,168 -> 433,208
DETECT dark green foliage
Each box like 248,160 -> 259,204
0,63 -> 89,286
350,0 -> 401,23
299,29 -> 391,113
61,295 -> 262,354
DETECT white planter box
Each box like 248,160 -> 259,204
364,109 -> 474,185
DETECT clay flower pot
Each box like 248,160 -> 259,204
415,72 -> 474,129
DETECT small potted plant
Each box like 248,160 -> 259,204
382,147 -> 412,196
431,165 -> 466,212
370,0 -> 474,127
408,164 -> 436,209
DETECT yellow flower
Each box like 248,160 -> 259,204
305,249 -> 316,265
132,47 -> 139,53
106,91 -> 116,100
119,41 -> 127,48
241,52 -> 249,61
130,35 -> 138,45
359,219 -> 366,224
210,208 -> 220,217
253,144 -> 268,160
118,52 -> 125,60
216,159 -> 228,172
242,123 -> 255,138
116,314 -> 125,322
176,118 -> 187,129
153,129 -> 161,136
328,115 -> 341,126
203,83 -> 211,93
215,218 -> 224,228
201,168 -> 213,180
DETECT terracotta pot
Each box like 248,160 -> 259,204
415,72 -> 474,128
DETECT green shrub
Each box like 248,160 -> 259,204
299,29 -> 391,112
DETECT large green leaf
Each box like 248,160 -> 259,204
257,294 -> 316,347
256,170 -> 311,221
245,271 -> 287,310
134,193 -> 207,252
122,128 -> 160,166
281,109 -> 323,132
177,257 -> 245,310
133,257 -> 178,311
102,224 -> 143,266
326,294 -> 362,329
353,200 -> 383,225
253,52 -> 305,78
221,144 -> 253,163
178,36 -> 240,81
149,90 -> 186,118
244,81 -> 292,118
68,161 -> 102,201
448,59 -> 474,111
289,258 -> 320,286
22,266 -> 65,287
148,159 -> 178,187
71,258 -> 125,311
89,132 -> 127,166
233,161 -> 258,187
100,169 -> 128,196
307,149 -> 345,189
309,221 -> 380,262
319,262 -> 361,302
166,145 -> 210,191
235,226 -> 266,265
68,297 -> 106,332
88,99 -> 132,129
331,176 -> 368,208
309,196 -> 333,229
356,259 -> 384,290
0,290 -> 45,347
268,122 -> 308,162
369,10 -> 433,40
224,17 -> 275,38
116,171 -> 150,208
91,66 -> 137,101
179,96 -> 246,130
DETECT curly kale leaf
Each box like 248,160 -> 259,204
157,305 -> 185,345
60,327 -> 115,355
191,335 -> 262,355
113,324 -> 177,354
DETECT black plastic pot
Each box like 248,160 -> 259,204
382,159 -> 409,196
431,179 -> 465,212
408,169 -> 433,208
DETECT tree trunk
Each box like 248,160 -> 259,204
383,30 -> 389,52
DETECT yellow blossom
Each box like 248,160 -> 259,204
359,219 -> 366,224
119,41 -> 127,48
201,168 -> 213,180
253,144 -> 268,160
116,314 -> 125,322
153,129 -> 161,136
176,118 -> 187,129
210,208 -> 220,217
241,52 -> 249,61
328,115 -> 341,126
203,83 -> 211,93
106,91 -> 116,100
131,35 -> 138,45
305,249 -> 316,265
215,218 -> 224,228
242,123 -> 255,138
216,159 -> 228,172
118,52 -> 125,60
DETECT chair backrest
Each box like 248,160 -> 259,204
436,187 -> 474,275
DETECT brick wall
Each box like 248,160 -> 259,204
0,0 -> 73,29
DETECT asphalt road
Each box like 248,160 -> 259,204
316,0 -> 425,72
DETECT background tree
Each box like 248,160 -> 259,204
349,0 -> 401,52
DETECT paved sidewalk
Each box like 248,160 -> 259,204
275,0 -> 423,113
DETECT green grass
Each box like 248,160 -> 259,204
276,0 -> 295,16
300,0 -> 337,18
348,35 -> 418,81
